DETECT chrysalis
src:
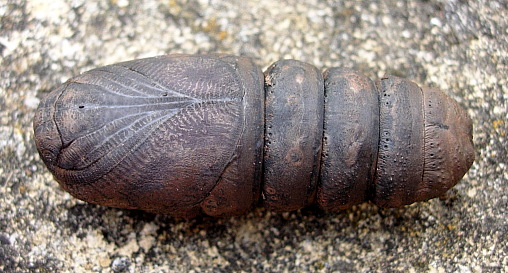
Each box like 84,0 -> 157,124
34,54 -> 474,218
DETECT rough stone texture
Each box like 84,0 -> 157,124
0,0 -> 506,272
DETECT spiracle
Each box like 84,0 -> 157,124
33,54 -> 475,218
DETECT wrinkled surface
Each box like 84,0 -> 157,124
420,86 -> 475,202
34,55 -> 264,217
375,76 -> 426,207
34,56 -> 473,216
318,68 -> 379,210
1,0 -> 506,272
263,60 -> 323,211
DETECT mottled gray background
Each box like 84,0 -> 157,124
1,0 -> 506,272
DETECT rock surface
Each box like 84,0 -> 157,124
1,0 -> 506,272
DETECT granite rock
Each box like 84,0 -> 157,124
1,0 -> 506,272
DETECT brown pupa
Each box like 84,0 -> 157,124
33,54 -> 475,218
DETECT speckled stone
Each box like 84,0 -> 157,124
1,0 -> 506,272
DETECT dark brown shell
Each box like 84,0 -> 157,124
34,54 -> 264,218
318,68 -> 379,211
33,54 -> 475,217
263,60 -> 324,212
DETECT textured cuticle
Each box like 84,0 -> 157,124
33,54 -> 475,217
